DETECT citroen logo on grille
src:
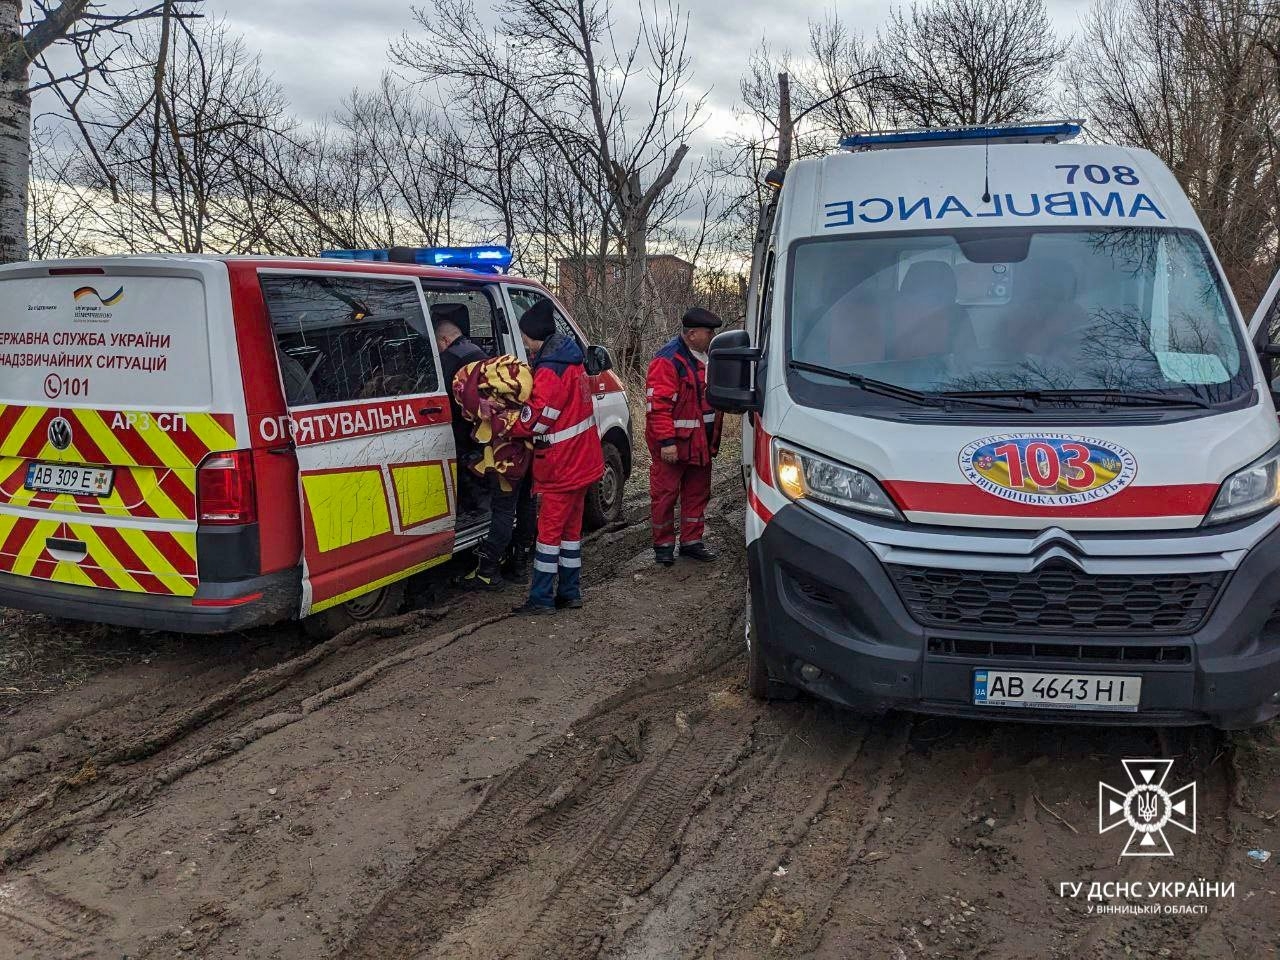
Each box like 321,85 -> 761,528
1029,527 -> 1086,570
48,417 -> 73,451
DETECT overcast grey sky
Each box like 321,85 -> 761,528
209,0 -> 1096,136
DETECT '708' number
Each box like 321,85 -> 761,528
993,441 -> 1094,489
1055,164 -> 1139,185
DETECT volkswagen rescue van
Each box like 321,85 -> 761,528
0,246 -> 631,635
709,122 -> 1280,729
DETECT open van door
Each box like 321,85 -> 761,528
259,269 -> 455,625
1250,270 -> 1280,341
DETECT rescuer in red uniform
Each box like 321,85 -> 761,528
511,299 -> 605,614
646,307 -> 724,566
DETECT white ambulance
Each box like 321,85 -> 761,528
708,122 -> 1280,729
0,246 -> 631,636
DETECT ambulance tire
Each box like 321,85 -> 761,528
303,581 -> 407,640
746,586 -> 797,702
584,442 -> 625,530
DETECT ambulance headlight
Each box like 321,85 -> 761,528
1207,451 -> 1280,525
774,441 -> 901,519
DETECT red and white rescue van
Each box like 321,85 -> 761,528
0,247 -> 630,634
709,122 -> 1280,729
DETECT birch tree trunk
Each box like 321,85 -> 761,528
0,0 -> 28,263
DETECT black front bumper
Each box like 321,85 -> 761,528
749,504 -> 1280,730
0,567 -> 301,634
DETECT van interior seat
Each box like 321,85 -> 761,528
886,261 -> 975,361
997,258 -> 1088,355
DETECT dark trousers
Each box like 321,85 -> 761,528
480,473 -> 535,564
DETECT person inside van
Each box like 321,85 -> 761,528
434,304 -> 489,513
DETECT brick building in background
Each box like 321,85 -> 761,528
556,254 -> 695,332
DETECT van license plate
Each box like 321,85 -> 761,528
25,462 -> 115,497
973,670 -> 1141,712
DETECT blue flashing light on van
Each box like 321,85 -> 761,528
320,245 -> 514,274
840,121 -> 1084,150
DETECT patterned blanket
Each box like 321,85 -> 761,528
453,355 -> 534,491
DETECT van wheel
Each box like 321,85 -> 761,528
584,442 -> 625,530
303,581 -> 406,640
746,586 -> 797,701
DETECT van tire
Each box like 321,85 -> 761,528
584,442 -> 625,530
746,586 -> 796,701
302,581 -> 406,640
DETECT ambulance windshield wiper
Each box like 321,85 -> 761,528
940,387 -> 1213,410
788,361 -> 1031,411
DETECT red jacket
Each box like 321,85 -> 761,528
645,336 -> 723,466
513,333 -> 605,494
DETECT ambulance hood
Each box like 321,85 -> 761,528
770,398 -> 1279,532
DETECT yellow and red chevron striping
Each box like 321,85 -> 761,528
0,514 -> 198,596
0,406 -> 234,521
0,405 -> 231,596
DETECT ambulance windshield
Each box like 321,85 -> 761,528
788,227 -> 1250,409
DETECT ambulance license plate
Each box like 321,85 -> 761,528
972,670 -> 1141,712
25,462 -> 115,498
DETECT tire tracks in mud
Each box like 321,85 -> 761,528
0,468 -> 740,881
337,632 -> 754,960
0,478 -> 701,875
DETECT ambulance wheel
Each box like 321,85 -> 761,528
746,586 -> 796,701
584,442 -> 625,529
303,581 -> 406,640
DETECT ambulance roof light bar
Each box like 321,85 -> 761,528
320,245 -> 514,274
839,120 -> 1084,151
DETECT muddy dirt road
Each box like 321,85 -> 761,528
2,475 -> 1278,959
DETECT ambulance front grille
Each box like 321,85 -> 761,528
887,560 -> 1225,635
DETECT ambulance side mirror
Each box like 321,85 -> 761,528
584,344 -> 613,376
707,329 -> 762,414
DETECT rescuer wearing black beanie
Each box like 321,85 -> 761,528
518,298 -> 557,343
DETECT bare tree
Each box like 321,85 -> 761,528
875,0 -> 1065,127
719,17 -> 881,258
67,17 -> 290,253
394,0 -> 706,369
0,1 -> 203,262
1066,0 -> 1280,310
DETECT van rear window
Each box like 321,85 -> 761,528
0,274 -> 212,407
261,274 -> 440,407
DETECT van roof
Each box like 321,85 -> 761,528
0,254 -> 552,291
781,142 -> 1200,239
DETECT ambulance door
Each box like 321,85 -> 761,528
259,270 -> 454,616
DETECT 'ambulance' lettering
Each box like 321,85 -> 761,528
823,190 -> 1166,228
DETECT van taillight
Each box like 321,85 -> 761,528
197,451 -> 258,525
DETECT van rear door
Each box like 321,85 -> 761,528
0,261 -> 241,597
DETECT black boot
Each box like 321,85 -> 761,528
654,544 -> 675,567
458,555 -> 505,591
679,541 -> 718,562
502,544 -> 531,582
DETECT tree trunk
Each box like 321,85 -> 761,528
622,210 -> 647,379
0,0 -> 28,263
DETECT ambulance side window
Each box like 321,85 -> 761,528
509,288 -> 583,349
261,274 -> 440,407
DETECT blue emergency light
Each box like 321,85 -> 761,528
839,121 -> 1083,150
320,245 -> 514,274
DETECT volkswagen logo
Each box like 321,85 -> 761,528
48,416 -> 73,451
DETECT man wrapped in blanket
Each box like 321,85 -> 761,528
453,355 -> 536,589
